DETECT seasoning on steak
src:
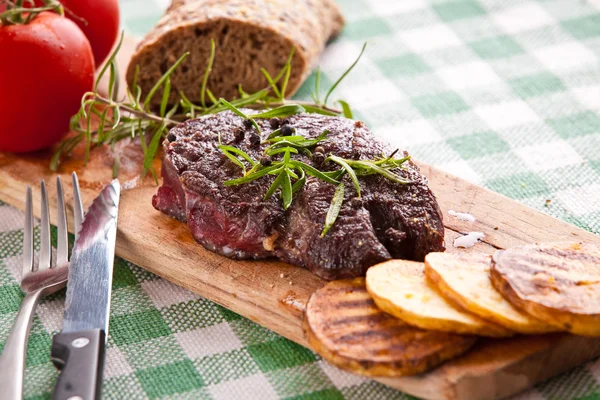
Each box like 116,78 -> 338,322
152,111 -> 445,280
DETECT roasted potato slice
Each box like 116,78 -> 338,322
491,242 -> 600,336
366,260 -> 513,337
425,252 -> 558,334
303,278 -> 477,376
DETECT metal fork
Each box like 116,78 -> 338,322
0,173 -> 83,400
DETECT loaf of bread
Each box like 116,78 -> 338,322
126,0 -> 344,106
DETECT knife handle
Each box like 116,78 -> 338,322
51,329 -> 106,400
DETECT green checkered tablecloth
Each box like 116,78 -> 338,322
2,0 -> 600,399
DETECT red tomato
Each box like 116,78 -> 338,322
20,0 -> 120,66
54,0 -> 120,66
0,12 -> 95,153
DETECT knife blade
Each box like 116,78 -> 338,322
51,179 -> 120,400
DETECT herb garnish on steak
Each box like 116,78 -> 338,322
153,110 -> 445,280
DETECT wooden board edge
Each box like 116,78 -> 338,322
377,334 -> 600,400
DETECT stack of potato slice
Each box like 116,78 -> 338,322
303,242 -> 600,377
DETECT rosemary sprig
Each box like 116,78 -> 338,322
52,29 -> 367,181
218,129 -> 412,234
322,183 -> 344,237
220,128 -> 338,206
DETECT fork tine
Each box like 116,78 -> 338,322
72,172 -> 83,243
38,180 -> 51,271
22,186 -> 34,278
55,177 -> 68,269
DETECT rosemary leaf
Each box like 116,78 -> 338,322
238,84 -> 249,98
219,147 -> 247,173
218,144 -> 257,167
96,107 -> 110,143
266,128 -> 282,140
264,170 -> 286,199
347,160 -> 412,184
206,89 -> 218,105
265,135 -> 304,144
112,104 -> 122,129
292,168 -> 306,193
143,123 -> 167,183
283,148 -> 292,164
108,61 -> 118,101
321,183 -> 345,237
219,98 -> 261,132
224,164 -> 280,186
312,67 -> 321,104
130,64 -> 140,99
143,52 -> 190,110
300,104 -> 340,117
200,39 -> 216,108
221,89 -> 269,109
281,172 -> 293,209
324,42 -> 367,105
273,47 -> 296,83
337,100 -> 353,119
266,130 -> 327,148
160,77 -> 171,118
286,167 -> 299,180
279,50 -> 294,100
326,155 -> 361,197
251,104 -> 305,119
266,147 -> 299,157
166,102 -> 180,119
95,32 -> 124,93
322,169 -> 346,180
261,68 -> 282,99
288,161 -> 340,185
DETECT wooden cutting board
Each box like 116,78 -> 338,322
1,37 -> 600,400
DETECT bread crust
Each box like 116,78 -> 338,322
126,0 -> 344,105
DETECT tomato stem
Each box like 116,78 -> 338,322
0,0 -> 63,25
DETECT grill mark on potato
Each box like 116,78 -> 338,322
326,313 -> 387,327
491,242 -> 600,336
303,278 -> 477,377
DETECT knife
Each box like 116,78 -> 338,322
51,179 -> 121,400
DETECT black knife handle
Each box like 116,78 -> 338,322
51,329 -> 106,400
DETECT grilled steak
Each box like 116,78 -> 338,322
152,111 -> 445,280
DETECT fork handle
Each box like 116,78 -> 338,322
0,290 -> 43,400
